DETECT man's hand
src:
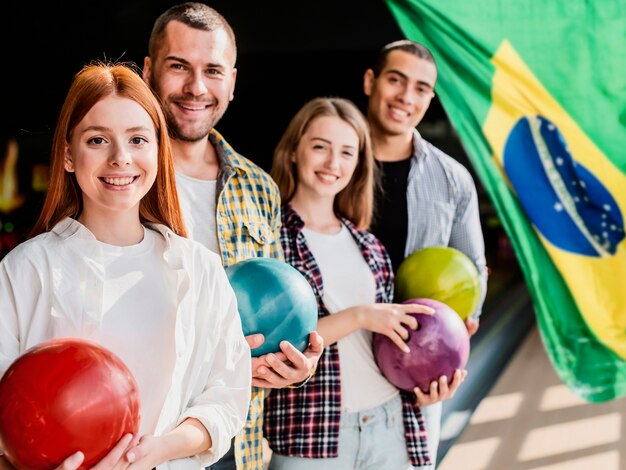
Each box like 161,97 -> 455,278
249,331 -> 324,388
245,333 -> 265,353
246,334 -> 271,385
465,317 -> 479,336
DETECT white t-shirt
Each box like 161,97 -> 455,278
303,225 -> 399,412
98,227 -> 177,436
175,172 -> 220,254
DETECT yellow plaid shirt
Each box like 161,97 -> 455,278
210,129 -> 283,469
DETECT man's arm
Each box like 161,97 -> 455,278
251,185 -> 323,387
267,181 -> 286,262
449,175 -> 488,331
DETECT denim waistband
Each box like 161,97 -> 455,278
340,393 -> 402,429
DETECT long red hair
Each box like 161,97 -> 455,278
29,61 -> 186,238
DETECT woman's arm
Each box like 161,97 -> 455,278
2,424 -> 209,470
318,303 -> 434,351
123,418 -> 211,469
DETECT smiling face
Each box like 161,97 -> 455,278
292,115 -> 360,203
143,20 -> 237,143
64,95 -> 158,224
364,49 -> 437,138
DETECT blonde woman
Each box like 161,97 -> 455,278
264,97 -> 466,469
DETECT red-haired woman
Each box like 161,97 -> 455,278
0,62 -> 250,470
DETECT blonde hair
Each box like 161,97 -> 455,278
271,97 -> 376,230
30,61 -> 186,238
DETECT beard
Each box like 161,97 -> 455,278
148,73 -> 225,143
164,109 -> 213,143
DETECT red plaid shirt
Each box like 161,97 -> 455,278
263,204 -> 431,466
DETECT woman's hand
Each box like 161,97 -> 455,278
414,369 -> 468,406
52,433 -> 138,470
0,455 -> 15,470
358,303 -> 435,352
126,435 -> 165,470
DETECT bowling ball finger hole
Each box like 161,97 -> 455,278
405,323 -> 421,342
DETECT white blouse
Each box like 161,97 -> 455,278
0,218 -> 251,469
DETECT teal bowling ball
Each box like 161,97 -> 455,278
225,258 -> 318,357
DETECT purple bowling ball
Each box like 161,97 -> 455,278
373,298 -> 470,393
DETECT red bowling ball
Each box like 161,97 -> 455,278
373,298 -> 470,393
0,338 -> 141,470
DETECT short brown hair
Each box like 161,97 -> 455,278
148,2 -> 237,65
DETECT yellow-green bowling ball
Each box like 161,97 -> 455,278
395,246 -> 480,320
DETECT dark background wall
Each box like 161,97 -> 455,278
1,0 -> 483,256
5,1 -> 453,165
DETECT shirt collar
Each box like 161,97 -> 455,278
208,128 -> 247,177
282,203 -> 358,235
282,203 -> 305,233
51,217 -> 96,240
51,217 -> 183,269
411,128 -> 430,162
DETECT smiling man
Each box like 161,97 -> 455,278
363,40 -> 488,468
142,3 -> 323,470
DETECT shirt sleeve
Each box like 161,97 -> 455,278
177,256 -> 252,467
268,184 -> 285,262
0,247 -> 41,376
449,175 -> 489,321
0,260 -> 20,377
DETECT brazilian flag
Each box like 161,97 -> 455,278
385,0 -> 626,402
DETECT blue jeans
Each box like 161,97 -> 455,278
421,402 -> 442,467
207,439 -> 236,470
269,395 -> 433,470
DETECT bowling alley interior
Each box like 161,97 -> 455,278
2,1 -> 626,469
